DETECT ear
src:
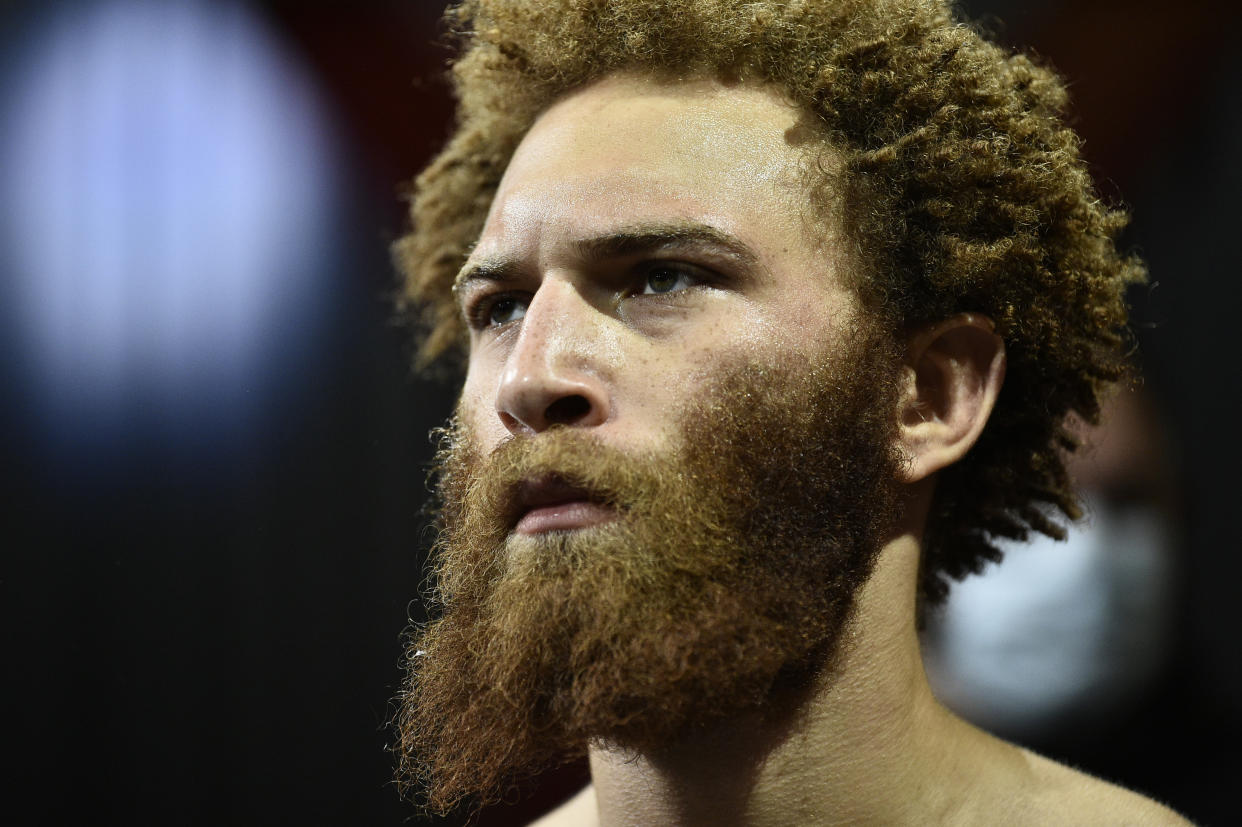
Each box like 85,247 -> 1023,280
896,313 -> 1006,484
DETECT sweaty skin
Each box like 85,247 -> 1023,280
457,79 -> 863,453
457,75 -> 1189,827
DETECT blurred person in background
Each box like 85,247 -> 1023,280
391,1 -> 1190,824
923,384 -> 1179,744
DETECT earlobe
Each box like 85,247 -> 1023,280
896,313 -> 1006,483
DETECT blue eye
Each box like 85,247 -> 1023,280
642,266 -> 694,295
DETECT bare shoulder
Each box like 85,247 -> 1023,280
525,745 -> 1189,826
1013,747 -> 1193,826
528,784 -> 598,827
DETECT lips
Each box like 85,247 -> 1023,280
511,475 -> 616,535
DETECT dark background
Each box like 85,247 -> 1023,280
2,0 -> 1239,824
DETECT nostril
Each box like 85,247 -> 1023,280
544,394 -> 592,425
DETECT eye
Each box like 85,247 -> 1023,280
640,264 -> 698,295
487,296 -> 527,325
466,293 -> 528,330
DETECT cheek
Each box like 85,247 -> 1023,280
455,401 -> 510,458
612,345 -> 724,434
457,370 -> 505,445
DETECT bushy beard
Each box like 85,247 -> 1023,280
398,329 -> 904,813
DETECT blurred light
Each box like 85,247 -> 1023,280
1,0 -> 343,473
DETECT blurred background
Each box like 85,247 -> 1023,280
1,0 -> 1237,824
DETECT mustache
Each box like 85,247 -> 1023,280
437,424 -> 669,526
430,424 -> 681,599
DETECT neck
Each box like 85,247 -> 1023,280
586,530 -> 980,827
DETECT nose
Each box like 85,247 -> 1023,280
495,280 -> 612,435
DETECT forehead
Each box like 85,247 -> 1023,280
474,74 -> 823,267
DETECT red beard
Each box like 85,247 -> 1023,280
399,332 -> 903,813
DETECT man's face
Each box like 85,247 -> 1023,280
401,75 -> 905,811
456,74 -> 861,455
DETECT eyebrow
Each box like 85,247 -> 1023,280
452,221 -> 762,295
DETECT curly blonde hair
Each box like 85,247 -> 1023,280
394,0 -> 1145,604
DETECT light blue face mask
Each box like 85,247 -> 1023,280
921,492 -> 1176,741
